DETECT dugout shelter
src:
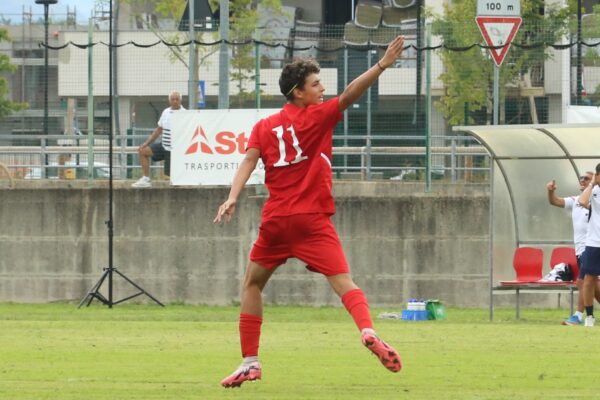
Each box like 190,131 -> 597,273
454,124 -> 600,319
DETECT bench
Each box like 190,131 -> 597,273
491,246 -> 579,320
493,282 -> 578,319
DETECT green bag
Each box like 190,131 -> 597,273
426,300 -> 447,320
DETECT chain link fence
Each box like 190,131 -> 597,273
1,6 -> 599,183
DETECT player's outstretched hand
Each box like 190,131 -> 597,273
214,199 -> 237,224
546,180 -> 556,191
379,35 -> 405,69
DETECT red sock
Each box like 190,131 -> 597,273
341,288 -> 373,331
239,313 -> 263,357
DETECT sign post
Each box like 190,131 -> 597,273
476,0 -> 521,125
197,80 -> 206,108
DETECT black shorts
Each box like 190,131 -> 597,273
150,142 -> 170,176
582,246 -> 600,277
578,254 -> 585,280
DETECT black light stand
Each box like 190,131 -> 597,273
79,0 -> 163,308
35,0 -> 56,179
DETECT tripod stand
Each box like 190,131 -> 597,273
78,214 -> 164,307
79,0 -> 163,308
78,252 -> 165,308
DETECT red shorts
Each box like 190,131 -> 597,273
249,213 -> 349,276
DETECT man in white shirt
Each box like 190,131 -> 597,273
578,165 -> 600,327
547,171 -> 600,325
132,91 -> 185,188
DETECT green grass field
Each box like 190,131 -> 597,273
0,304 -> 598,400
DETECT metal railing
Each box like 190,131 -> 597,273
0,133 -> 490,183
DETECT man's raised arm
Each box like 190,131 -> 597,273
338,35 -> 405,112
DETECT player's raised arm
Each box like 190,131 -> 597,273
546,179 -> 565,207
338,35 -> 405,112
214,148 -> 261,224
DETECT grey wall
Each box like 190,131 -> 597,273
0,181 -> 497,307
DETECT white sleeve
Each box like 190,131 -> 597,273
564,197 -> 574,210
157,108 -> 168,128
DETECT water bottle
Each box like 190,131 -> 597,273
416,299 -> 428,320
402,299 -> 414,320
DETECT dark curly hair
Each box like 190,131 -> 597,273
279,58 -> 321,101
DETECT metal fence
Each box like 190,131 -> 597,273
1,7 -> 599,183
0,131 -> 488,183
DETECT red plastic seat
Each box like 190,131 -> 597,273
499,247 -> 543,285
494,247 -> 577,320
549,247 -> 579,282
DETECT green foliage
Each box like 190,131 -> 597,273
121,0 -> 282,107
217,0 -> 283,107
121,0 -> 203,67
568,4 -> 600,39
578,5 -> 600,68
431,0 -> 570,125
0,28 -> 27,119
154,0 -> 187,18
583,48 -> 600,67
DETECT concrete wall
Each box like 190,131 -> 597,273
0,181 -> 497,307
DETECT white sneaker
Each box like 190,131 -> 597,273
584,316 -> 595,327
132,176 -> 151,188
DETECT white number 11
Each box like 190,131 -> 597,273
272,125 -> 308,167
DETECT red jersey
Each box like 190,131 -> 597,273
248,97 -> 342,219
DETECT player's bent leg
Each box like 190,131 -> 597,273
328,275 -> 402,373
221,361 -> 262,388
240,261 -> 277,316
221,261 -> 275,388
330,275 -> 372,331
326,273 -> 359,297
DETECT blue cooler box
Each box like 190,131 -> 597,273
401,309 -> 429,321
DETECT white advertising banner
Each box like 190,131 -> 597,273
170,109 -> 279,186
566,105 -> 600,124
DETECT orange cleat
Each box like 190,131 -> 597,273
361,333 -> 402,373
221,362 -> 262,388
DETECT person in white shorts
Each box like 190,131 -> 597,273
132,91 -> 185,188
547,171 -> 600,325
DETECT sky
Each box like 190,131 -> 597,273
0,0 -> 98,24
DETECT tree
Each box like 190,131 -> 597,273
0,28 -> 27,119
121,0 -> 212,105
431,0 -> 571,125
121,0 -> 282,107
579,5 -> 600,68
222,0 -> 282,107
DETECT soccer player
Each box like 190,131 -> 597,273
214,35 -> 405,388
578,164 -> 600,327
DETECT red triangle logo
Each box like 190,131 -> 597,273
185,142 -> 198,155
185,126 -> 214,155
476,16 -> 522,67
